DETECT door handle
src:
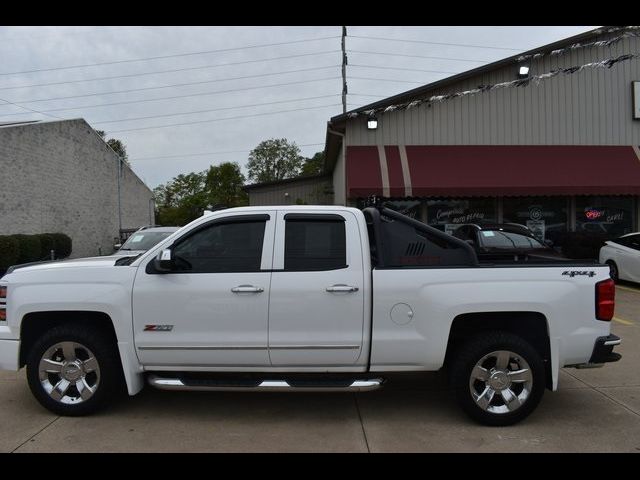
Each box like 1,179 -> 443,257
231,285 -> 264,293
326,284 -> 359,293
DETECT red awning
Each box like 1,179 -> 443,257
345,145 -> 640,198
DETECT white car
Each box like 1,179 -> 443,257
112,226 -> 180,256
600,233 -> 640,283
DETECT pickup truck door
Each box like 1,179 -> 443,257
268,210 -> 366,367
132,212 -> 275,368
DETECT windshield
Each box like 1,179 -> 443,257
120,231 -> 174,251
478,230 -> 546,250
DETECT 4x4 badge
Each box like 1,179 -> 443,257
562,271 -> 596,278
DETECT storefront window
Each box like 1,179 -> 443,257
426,198 -> 497,234
382,200 -> 422,219
575,196 -> 634,237
502,197 -> 568,245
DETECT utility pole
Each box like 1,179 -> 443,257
117,156 -> 123,240
341,26 -> 347,114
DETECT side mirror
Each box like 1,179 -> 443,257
465,239 -> 476,247
544,239 -> 554,247
154,249 -> 174,273
114,243 -> 122,250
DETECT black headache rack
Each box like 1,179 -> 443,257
362,206 -> 479,269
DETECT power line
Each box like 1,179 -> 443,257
349,63 -> 458,75
0,76 -> 341,116
350,76 -> 427,84
91,94 -> 339,125
0,35 -> 341,77
1,65 -> 340,106
350,93 -> 387,98
131,142 -> 325,161
0,96 -> 62,120
0,50 -> 341,91
348,49 -> 489,64
349,34 -> 525,51
105,103 -> 342,134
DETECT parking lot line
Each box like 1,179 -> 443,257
616,285 -> 640,294
613,316 -> 634,326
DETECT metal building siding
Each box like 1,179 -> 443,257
345,33 -> 640,147
247,177 -> 333,206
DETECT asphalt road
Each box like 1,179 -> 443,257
1,284 -> 639,452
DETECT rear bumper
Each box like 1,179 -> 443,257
0,339 -> 20,371
589,334 -> 622,364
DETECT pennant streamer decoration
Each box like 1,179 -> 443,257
347,52 -> 639,119
517,27 -> 640,62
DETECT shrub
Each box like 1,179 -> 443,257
0,235 -> 20,271
10,234 -> 42,264
35,233 -> 56,260
50,233 -> 72,259
561,232 -> 609,260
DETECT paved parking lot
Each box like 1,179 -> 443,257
1,284 -> 639,452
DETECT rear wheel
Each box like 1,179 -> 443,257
606,261 -> 619,282
26,324 -> 121,416
450,331 -> 545,426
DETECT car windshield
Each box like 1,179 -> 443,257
120,231 -> 174,251
478,230 -> 546,250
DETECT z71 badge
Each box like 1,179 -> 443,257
144,325 -> 174,332
562,271 -> 596,278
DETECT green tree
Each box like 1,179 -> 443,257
153,172 -> 209,226
205,162 -> 248,208
95,129 -> 130,166
246,138 -> 304,184
301,151 -> 325,176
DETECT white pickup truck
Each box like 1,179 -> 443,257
0,205 -> 620,425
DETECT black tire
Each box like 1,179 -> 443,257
26,323 -> 122,416
450,331 -> 546,426
606,261 -> 619,282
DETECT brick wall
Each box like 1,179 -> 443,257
0,119 -> 154,258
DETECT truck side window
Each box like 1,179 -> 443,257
172,220 -> 266,273
284,219 -> 347,271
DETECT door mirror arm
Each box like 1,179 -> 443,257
153,248 -> 175,273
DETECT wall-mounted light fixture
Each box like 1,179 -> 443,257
518,65 -> 530,78
367,115 -> 378,130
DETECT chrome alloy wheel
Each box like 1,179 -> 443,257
469,350 -> 533,414
38,342 -> 100,404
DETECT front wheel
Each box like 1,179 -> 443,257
26,324 -> 122,416
450,331 -> 546,426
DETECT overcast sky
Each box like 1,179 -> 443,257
0,26 -> 598,188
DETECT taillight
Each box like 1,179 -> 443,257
596,279 -> 615,321
0,285 -> 5,321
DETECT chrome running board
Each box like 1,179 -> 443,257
148,374 -> 384,392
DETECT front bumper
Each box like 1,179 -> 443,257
0,339 -> 20,371
589,334 -> 622,364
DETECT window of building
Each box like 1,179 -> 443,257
284,219 -> 346,271
575,196 -> 634,237
502,197 -> 568,245
172,220 -> 266,273
426,198 -> 497,234
381,200 -> 422,220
